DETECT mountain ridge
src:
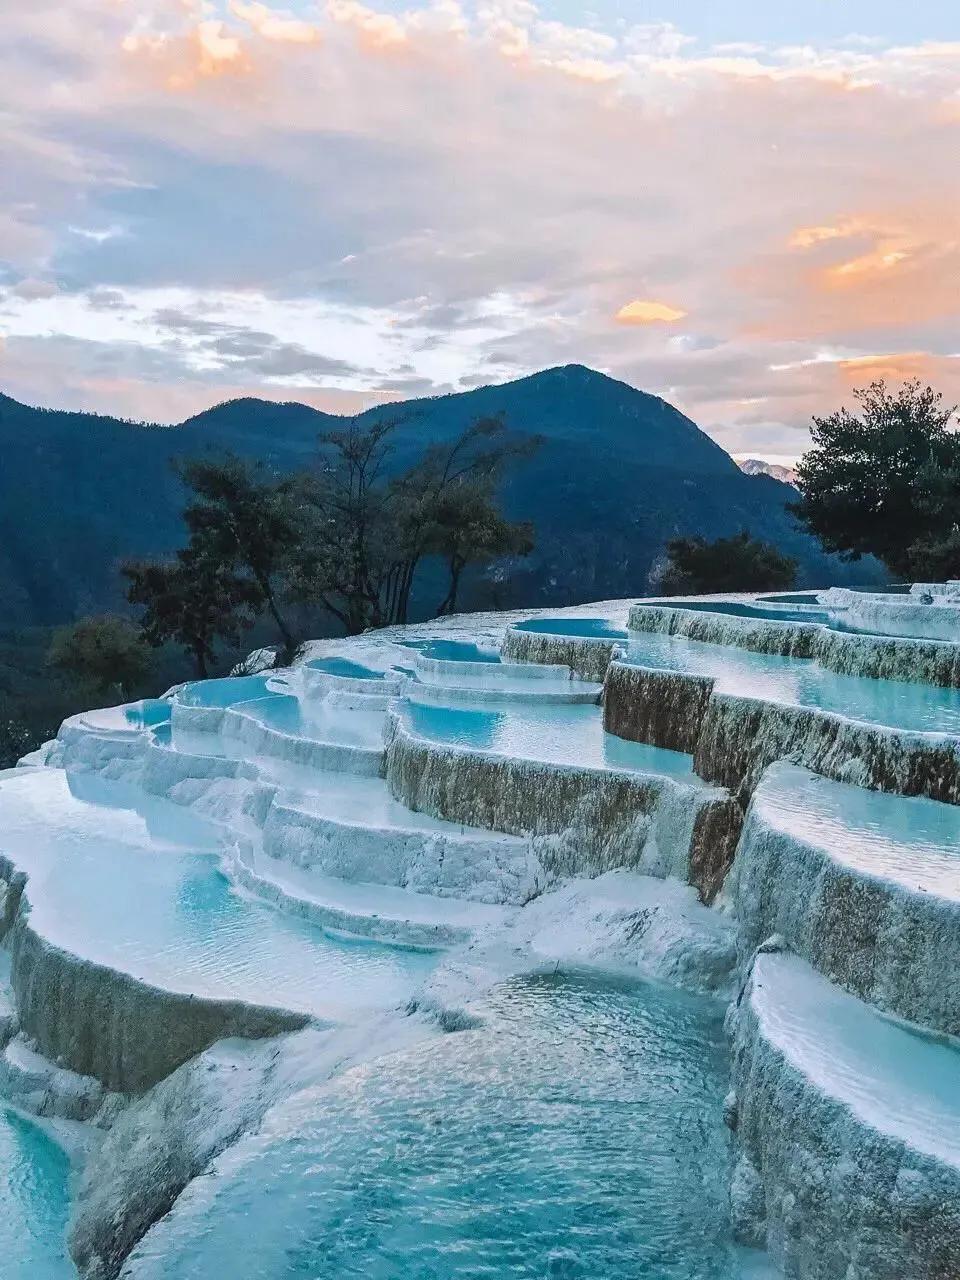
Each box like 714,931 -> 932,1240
0,366 -> 880,626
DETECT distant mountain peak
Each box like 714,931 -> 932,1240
736,457 -> 798,486
519,363 -> 649,393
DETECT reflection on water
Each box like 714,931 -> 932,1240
125,971 -> 777,1280
404,699 -> 696,779
757,764 -> 960,895
624,632 -> 960,734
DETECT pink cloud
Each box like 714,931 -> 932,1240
0,1 -> 957,459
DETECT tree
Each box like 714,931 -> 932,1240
658,530 -> 797,595
291,416 -> 539,633
790,380 -> 960,578
429,480 -> 534,616
288,420 -> 398,636
177,456 -> 304,661
391,416 -> 539,625
904,529 -> 960,582
122,550 -> 261,678
47,615 -> 152,702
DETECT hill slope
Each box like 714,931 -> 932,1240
0,366 -> 877,626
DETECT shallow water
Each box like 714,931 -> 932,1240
124,971 -> 775,1280
401,638 -> 501,663
640,593 -> 959,640
515,616 -> 628,640
0,1106 -> 75,1279
623,631 -> 960,734
176,675 -> 275,707
233,692 -> 386,749
754,764 -> 960,896
752,954 -> 960,1164
634,599 -> 828,625
0,770 -> 436,1019
303,656 -> 387,679
404,699 -> 697,779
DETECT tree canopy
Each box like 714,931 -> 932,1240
658,530 -> 797,595
289,416 -> 538,633
122,549 -> 261,678
122,418 -> 538,673
790,380 -> 960,579
47,615 -> 152,702
177,455 -> 306,661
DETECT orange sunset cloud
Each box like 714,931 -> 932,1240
615,300 -> 688,325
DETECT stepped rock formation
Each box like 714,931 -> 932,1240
1,587 -> 958,1279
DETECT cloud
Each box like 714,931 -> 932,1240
11,278 -> 60,300
615,299 -> 688,325
230,2 -> 321,45
0,1 -> 957,459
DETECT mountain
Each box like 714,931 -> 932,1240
737,457 -> 798,486
0,366 -> 879,627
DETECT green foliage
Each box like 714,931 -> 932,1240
791,380 -> 960,578
430,480 -> 534,616
659,530 -> 798,596
122,550 -> 261,678
904,529 -> 960,582
290,416 -> 539,633
177,455 -> 305,660
0,625 -> 196,768
47,615 -> 152,702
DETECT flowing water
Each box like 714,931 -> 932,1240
123,970 -> 775,1280
0,1106 -> 75,1279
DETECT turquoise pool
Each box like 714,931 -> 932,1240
0,770 -> 436,1021
515,617 -> 628,640
404,700 -> 696,779
634,599 -> 828,625
176,675 -> 274,707
0,1106 -> 75,1279
401,638 -> 501,664
122,970 -> 776,1280
304,656 -> 388,680
623,632 -> 960,735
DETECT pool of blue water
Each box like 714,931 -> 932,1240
176,675 -> 274,707
233,693 -> 385,749
123,700 -> 172,728
641,594 -> 960,641
404,700 -> 696,779
304,656 -> 387,679
123,970 -> 776,1280
400,638 -> 501,664
0,770 -> 436,1020
0,1107 -> 75,1279
515,617 -> 628,640
623,632 -> 960,735
635,599 -> 829,625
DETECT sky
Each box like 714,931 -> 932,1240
1,1 -> 958,461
